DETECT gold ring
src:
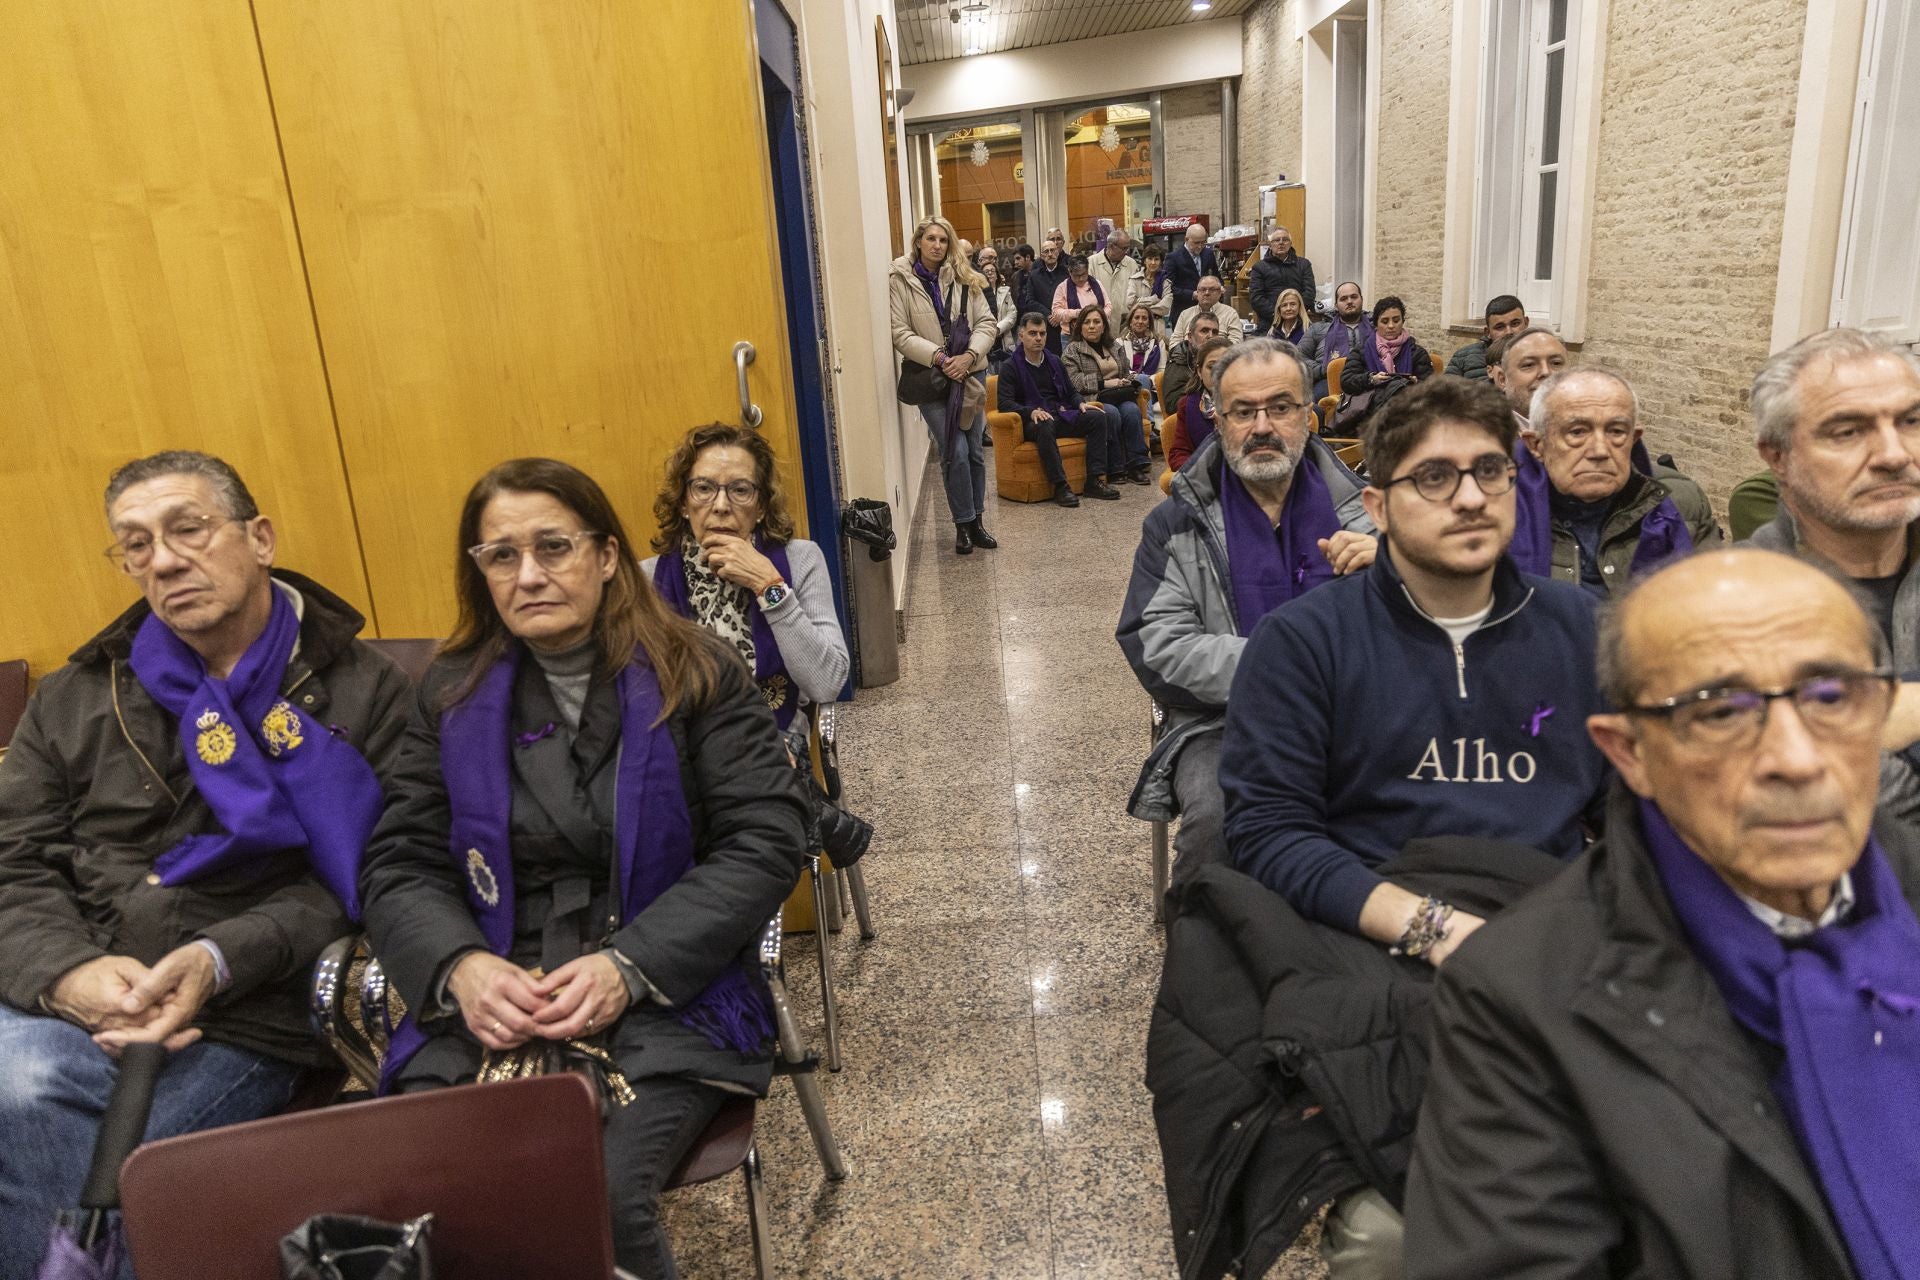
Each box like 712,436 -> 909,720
491,1020 -> 503,1034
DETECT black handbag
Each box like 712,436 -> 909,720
280,1213 -> 434,1280
1097,385 -> 1140,406
897,283 -> 972,406
895,361 -> 949,406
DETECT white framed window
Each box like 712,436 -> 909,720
1832,0 -> 1920,344
1472,0 -> 1578,327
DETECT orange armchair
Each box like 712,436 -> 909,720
987,374 -> 1088,503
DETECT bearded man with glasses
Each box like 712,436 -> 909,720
0,450 -> 411,1278
1407,548 -> 1920,1280
1119,339 -> 1376,892
1154,377 -> 1608,1279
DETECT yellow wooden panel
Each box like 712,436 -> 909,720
0,1 -> 373,676
253,0 -> 804,639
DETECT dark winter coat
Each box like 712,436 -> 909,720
0,571 -> 412,1064
1402,784 -> 1920,1279
1148,838 -> 1565,1280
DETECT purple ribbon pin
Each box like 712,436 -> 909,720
516,722 -> 558,749
1293,554 -> 1309,589
1526,703 -> 1555,737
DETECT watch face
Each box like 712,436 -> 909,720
761,584 -> 787,607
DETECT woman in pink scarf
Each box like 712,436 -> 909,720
1340,294 -> 1436,397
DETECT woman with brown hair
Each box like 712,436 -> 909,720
360,457 -> 805,1279
643,423 -> 850,726
1063,304 -> 1152,484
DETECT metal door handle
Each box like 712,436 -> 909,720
733,342 -> 764,428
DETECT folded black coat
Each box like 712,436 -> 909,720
1146,836 -> 1565,1280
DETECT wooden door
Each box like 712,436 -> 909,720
252,0 -> 804,639
0,2 -> 371,676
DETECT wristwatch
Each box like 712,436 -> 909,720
758,581 -> 789,610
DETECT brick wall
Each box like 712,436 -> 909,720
1163,83 -> 1224,223
1238,0 -> 1301,220
1369,0 -> 1454,344
1578,0 -> 1807,507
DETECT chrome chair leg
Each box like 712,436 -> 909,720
767,968 -> 848,1180
843,862 -> 877,941
834,863 -> 853,918
820,863 -> 846,934
1152,820 -> 1171,924
744,1143 -> 775,1280
807,860 -> 843,1072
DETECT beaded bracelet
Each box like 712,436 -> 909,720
1391,895 -> 1455,958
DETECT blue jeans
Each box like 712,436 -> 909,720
0,1003 -> 302,1280
919,398 -> 988,525
1111,398 -> 1149,471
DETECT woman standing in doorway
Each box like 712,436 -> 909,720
890,216 -> 999,555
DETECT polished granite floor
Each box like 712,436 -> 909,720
661,456 -> 1328,1278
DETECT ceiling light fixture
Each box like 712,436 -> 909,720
1192,0 -> 1212,9
964,43 -> 984,55
960,1 -> 989,10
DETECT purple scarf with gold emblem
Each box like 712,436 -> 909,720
380,651 -> 772,1090
128,586 -> 381,917
651,540 -> 798,730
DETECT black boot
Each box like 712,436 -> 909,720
1083,478 -> 1122,500
954,523 -> 973,555
1052,482 -> 1081,508
965,518 -> 998,549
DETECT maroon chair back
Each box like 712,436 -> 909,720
0,659 -> 25,749
120,1075 -> 614,1280
365,637 -> 441,684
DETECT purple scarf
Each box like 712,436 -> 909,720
381,652 -> 773,1090
1217,451 -> 1342,635
128,586 -> 382,918
1359,332 -> 1417,375
1325,318 -> 1374,363
913,260 -> 972,438
1641,800 -> 1920,1280
1509,446 -> 1694,579
1065,276 -> 1107,313
1127,339 -> 1162,376
1008,349 -> 1085,424
1180,393 -> 1215,453
650,540 -> 799,730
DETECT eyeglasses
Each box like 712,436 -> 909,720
467,531 -> 602,580
105,515 -> 244,575
1382,453 -> 1517,503
1221,400 -> 1309,429
687,478 -> 761,507
1628,670 -> 1895,750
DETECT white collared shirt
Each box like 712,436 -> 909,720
1738,873 -> 1856,940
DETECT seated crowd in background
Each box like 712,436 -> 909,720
1133,324 -> 1920,1280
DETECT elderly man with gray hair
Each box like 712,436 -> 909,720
1170,275 -> 1243,346
1749,326 -> 1920,658
1406,547 -> 1920,1280
1507,366 -> 1721,595
0,449 -> 412,1277
1088,227 -> 1143,320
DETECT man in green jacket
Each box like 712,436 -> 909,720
0,450 -> 411,1278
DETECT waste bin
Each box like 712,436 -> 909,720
841,499 -> 899,688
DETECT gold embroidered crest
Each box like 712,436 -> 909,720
260,701 -> 305,757
195,709 -> 237,766
466,848 -> 501,907
760,674 -> 790,712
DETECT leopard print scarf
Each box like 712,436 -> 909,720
680,537 -> 756,670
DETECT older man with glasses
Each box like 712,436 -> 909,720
1174,377 -> 1608,1279
1119,339 -> 1375,891
1406,547 -> 1920,1280
0,450 -> 412,1279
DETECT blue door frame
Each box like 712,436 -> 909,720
755,0 -> 856,696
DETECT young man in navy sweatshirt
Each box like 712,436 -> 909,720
1221,375 -> 1609,961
